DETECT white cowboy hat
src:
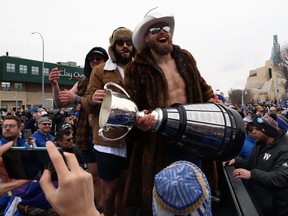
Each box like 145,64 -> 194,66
132,7 -> 175,52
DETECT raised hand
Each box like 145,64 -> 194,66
49,67 -> 61,86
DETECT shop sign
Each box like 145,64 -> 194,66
59,69 -> 85,80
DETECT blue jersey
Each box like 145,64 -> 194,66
238,134 -> 256,160
0,137 -> 30,148
31,131 -> 54,147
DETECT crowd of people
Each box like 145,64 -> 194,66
0,7 -> 288,216
223,103 -> 288,215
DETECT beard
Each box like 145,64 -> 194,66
148,38 -> 173,55
115,50 -> 133,65
3,134 -> 15,141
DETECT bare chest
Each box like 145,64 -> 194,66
160,64 -> 187,105
160,64 -> 184,87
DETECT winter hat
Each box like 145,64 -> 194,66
84,47 -> 108,78
254,115 -> 280,138
108,27 -> 133,62
88,47 -> 108,61
133,7 -> 175,52
216,94 -> 226,103
62,123 -> 72,130
243,116 -> 253,123
152,161 -> 212,216
270,106 -> 276,111
37,117 -> 52,125
277,115 -> 288,133
256,105 -> 264,112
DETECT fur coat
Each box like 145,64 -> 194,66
124,45 -> 214,214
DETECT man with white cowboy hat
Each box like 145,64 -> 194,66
124,7 -> 214,215
132,7 -> 175,52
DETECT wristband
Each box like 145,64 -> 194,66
74,95 -> 81,104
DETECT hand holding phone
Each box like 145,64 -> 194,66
0,142 -> 29,196
40,141 -> 99,216
2,146 -> 64,181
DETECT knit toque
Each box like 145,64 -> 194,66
152,161 -> 212,216
254,115 -> 280,138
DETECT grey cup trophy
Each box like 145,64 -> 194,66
99,82 -> 245,160
98,82 -> 145,141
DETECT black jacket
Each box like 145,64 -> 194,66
235,131 -> 288,216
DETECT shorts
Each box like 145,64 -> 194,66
79,131 -> 96,164
81,149 -> 97,164
95,150 -> 128,181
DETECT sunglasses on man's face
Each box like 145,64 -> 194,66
61,138 -> 73,142
89,56 -> 104,62
115,40 -> 133,47
41,123 -> 52,126
148,26 -> 171,35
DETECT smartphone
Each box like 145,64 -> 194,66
2,147 -> 64,181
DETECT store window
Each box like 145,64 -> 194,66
31,66 -> 39,75
15,83 -> 23,91
0,105 -> 8,113
1,82 -> 10,91
19,65 -> 28,74
6,63 -> 15,72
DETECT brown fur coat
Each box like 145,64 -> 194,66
124,45 -> 214,214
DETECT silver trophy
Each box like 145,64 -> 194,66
99,82 -> 245,160
98,82 -> 145,141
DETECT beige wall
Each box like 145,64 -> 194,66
245,60 -> 287,102
0,90 -> 53,111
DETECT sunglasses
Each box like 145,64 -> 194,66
254,118 -> 265,132
89,56 -> 104,62
42,123 -> 52,126
61,138 -> 73,142
148,26 -> 171,35
2,124 -> 17,129
115,40 -> 133,47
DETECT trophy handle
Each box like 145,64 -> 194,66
104,82 -> 130,98
98,127 -> 132,141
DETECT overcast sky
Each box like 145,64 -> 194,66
1,0 -> 288,96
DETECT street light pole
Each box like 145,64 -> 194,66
31,32 -> 45,106
241,90 -> 244,106
242,90 -> 247,106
